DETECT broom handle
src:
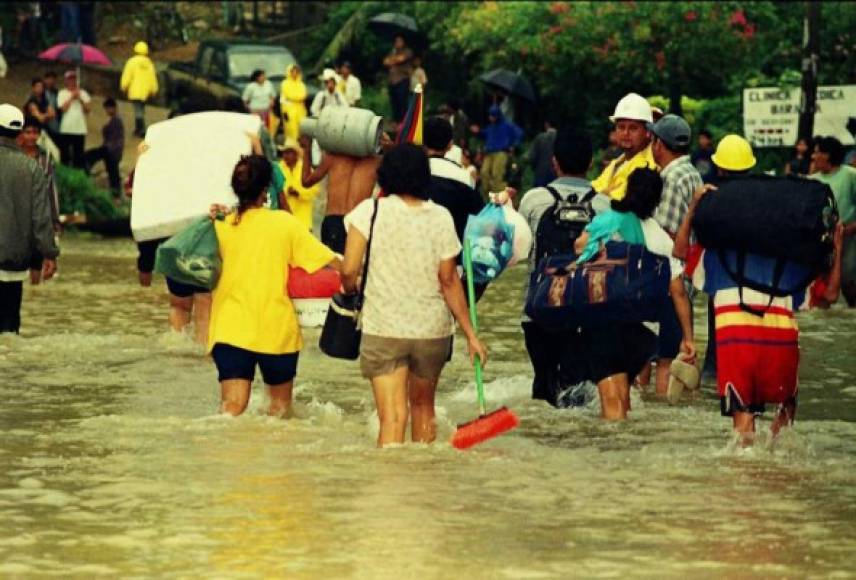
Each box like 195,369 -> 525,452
463,239 -> 487,416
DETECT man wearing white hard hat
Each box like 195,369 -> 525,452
0,104 -> 59,333
310,68 -> 348,117
592,93 -> 658,201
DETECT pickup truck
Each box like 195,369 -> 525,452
164,39 -> 315,114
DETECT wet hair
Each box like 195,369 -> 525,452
377,143 -> 431,199
251,69 -> 264,82
31,77 -> 44,87
103,97 -> 117,108
611,167 -> 662,219
423,116 -> 453,151
815,136 -> 845,166
231,155 -> 272,224
553,128 -> 592,175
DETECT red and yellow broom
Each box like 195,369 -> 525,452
451,238 -> 520,450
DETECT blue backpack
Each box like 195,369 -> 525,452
525,241 -> 671,329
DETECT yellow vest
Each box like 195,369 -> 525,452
592,144 -> 658,200
279,159 -> 319,231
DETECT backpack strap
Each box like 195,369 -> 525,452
544,185 -> 562,203
580,188 -> 597,204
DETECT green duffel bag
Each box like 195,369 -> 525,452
154,217 -> 221,290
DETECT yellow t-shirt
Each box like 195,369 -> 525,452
591,144 -> 658,200
208,208 -> 335,354
279,159 -> 319,231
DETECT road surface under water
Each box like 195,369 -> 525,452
1,234 -> 855,579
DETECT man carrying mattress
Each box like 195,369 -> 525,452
675,136 -> 845,446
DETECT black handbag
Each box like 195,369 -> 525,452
319,198 -> 379,360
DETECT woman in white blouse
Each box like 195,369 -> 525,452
342,144 -> 488,448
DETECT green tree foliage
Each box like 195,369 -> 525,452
306,1 -> 854,155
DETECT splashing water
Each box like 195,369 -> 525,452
0,234 -> 855,577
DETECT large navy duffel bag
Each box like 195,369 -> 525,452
693,175 -> 837,270
525,241 -> 672,330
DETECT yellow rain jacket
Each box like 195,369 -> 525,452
591,143 -> 658,200
120,54 -> 159,101
279,158 -> 319,231
280,65 -> 308,141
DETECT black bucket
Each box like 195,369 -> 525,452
319,293 -> 362,360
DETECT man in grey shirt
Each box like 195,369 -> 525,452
0,104 -> 59,333
517,128 -> 604,407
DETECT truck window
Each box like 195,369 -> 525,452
199,46 -> 214,76
210,50 -> 228,80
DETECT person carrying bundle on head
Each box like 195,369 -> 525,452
675,135 -> 845,446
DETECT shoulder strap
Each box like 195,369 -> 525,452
357,197 -> 380,309
544,185 -> 562,203
581,188 -> 597,203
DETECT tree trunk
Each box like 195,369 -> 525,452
798,1 -> 821,142
668,62 -> 683,118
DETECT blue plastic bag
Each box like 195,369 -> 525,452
463,204 -> 515,283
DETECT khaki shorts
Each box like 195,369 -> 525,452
360,334 -> 453,381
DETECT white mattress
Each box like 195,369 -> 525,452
131,112 -> 262,242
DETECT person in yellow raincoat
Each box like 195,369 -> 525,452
279,64 -> 307,141
278,138 -> 319,231
120,41 -> 159,137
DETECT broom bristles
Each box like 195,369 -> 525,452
451,407 -> 519,450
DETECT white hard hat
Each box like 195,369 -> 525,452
0,103 -> 24,131
609,92 -> 653,123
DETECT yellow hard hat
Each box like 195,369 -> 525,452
712,134 -> 756,172
134,41 -> 149,56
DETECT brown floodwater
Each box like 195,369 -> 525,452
1,233 -> 855,578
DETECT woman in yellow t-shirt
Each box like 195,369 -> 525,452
209,155 -> 340,417
278,138 -> 319,231
280,64 -> 307,141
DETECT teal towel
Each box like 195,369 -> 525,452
577,210 -> 644,263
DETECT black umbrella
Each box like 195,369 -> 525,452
479,69 -> 536,103
368,12 -> 419,38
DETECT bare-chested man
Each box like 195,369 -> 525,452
300,133 -> 391,253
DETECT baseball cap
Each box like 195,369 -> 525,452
0,104 -> 24,131
646,114 -> 691,150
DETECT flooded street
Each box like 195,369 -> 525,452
1,234 -> 855,578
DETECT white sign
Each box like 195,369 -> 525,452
743,85 -> 855,148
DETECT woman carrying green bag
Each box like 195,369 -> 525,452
208,155 -> 341,417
